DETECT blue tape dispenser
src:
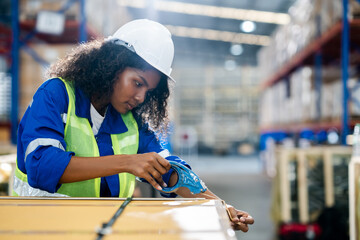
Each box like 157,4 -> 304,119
161,160 -> 207,194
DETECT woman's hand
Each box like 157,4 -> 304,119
126,152 -> 171,191
226,204 -> 254,232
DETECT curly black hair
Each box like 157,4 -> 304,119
47,39 -> 171,133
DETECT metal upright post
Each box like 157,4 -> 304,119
10,0 -> 19,144
341,0 -> 350,145
79,0 -> 87,43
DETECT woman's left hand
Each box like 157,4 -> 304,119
226,204 -> 254,232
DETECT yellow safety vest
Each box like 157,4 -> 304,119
13,78 -> 138,197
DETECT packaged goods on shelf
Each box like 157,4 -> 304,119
332,80 -> 343,118
257,0 -> 350,82
350,0 -> 360,18
258,0 -> 315,80
20,0 -> 79,21
0,128 -> 10,142
173,66 -> 259,154
0,72 -> 11,142
259,67 -> 317,125
0,57 -> 7,73
313,0 -> 343,34
321,77 -> 360,119
0,73 -> 11,122
259,66 -> 358,127
20,44 -> 75,118
259,90 -> 271,126
321,83 -> 334,119
274,81 -> 286,124
309,90 -> 317,121
319,77 -> 360,120
290,67 -> 313,123
348,78 -> 360,116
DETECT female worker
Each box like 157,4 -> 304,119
14,19 -> 254,232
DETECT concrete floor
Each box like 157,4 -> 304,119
138,154 -> 276,240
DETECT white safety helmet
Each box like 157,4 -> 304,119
109,19 -> 175,82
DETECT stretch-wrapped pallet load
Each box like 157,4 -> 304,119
332,80 -> 342,119
259,65 -> 360,127
313,0 -> 343,34
321,83 -> 334,120
348,78 -> 360,117
257,0 -> 359,84
0,73 -> 11,122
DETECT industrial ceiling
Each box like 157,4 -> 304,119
117,0 -> 297,66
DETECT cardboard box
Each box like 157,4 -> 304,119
20,43 -> 75,118
20,0 -> 79,21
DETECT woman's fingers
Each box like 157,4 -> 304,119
143,173 -> 163,191
232,222 -> 249,232
149,153 -> 171,188
228,205 -> 240,222
154,154 -> 171,172
226,204 -> 254,232
150,169 -> 167,188
240,215 -> 254,225
129,152 -> 172,190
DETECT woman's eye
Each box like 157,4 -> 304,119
135,81 -> 142,87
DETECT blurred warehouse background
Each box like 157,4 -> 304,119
1,0 -> 360,239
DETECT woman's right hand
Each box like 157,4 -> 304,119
126,152 -> 171,191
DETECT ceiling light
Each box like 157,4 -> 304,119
241,21 -> 256,33
230,44 -> 243,56
165,25 -> 270,46
117,0 -> 290,25
224,60 -> 237,71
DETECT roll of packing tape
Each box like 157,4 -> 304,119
161,161 -> 207,194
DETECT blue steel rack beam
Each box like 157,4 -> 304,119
341,0 -> 349,145
10,0 -> 19,144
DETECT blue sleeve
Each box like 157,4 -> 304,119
17,78 -> 74,193
138,124 -> 190,198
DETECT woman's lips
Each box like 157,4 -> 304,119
127,103 -> 135,110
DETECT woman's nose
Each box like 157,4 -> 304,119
135,89 -> 147,104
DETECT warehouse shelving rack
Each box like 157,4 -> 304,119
6,0 -> 103,144
173,66 -> 260,155
0,22 -> 12,133
260,0 -> 360,145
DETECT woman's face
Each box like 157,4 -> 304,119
111,67 -> 161,114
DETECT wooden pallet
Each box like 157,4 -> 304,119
273,146 -> 352,224
349,156 -> 360,240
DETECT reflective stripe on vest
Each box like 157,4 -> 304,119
13,162 -> 68,197
14,78 -> 139,197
